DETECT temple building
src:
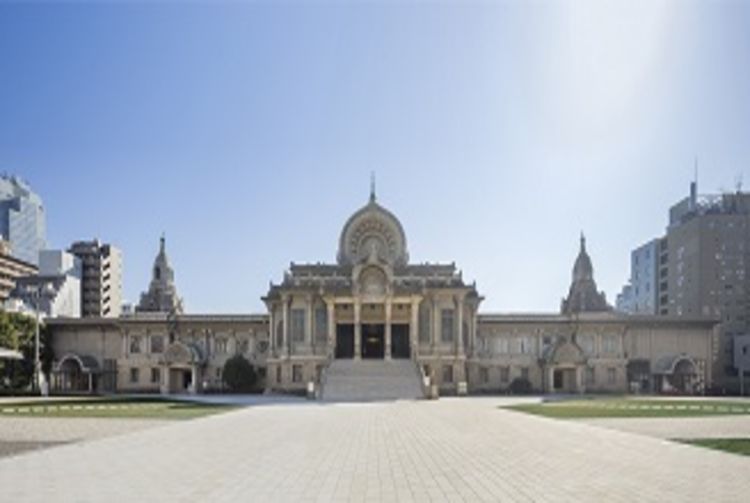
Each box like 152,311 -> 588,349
46,187 -> 720,397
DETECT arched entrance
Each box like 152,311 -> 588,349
160,341 -> 205,394
653,354 -> 700,394
543,338 -> 587,394
53,353 -> 100,393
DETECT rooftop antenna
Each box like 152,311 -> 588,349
736,174 -> 744,193
369,171 -> 376,203
690,157 -> 698,209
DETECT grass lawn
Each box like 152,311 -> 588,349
677,438 -> 750,457
0,396 -> 239,420
506,399 -> 750,418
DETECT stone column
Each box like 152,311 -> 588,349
575,366 -> 584,394
354,300 -> 361,360
410,297 -> 420,359
305,294 -> 313,352
432,296 -> 439,349
161,365 -> 169,395
456,295 -> 464,356
548,367 -> 555,393
326,300 -> 335,358
385,299 -> 392,360
268,308 -> 275,356
190,365 -> 198,395
282,295 -> 289,358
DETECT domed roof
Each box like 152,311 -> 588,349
337,187 -> 408,267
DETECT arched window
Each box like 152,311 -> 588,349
154,266 -> 161,280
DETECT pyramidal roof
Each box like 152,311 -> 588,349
561,233 -> 611,314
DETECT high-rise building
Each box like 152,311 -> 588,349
136,235 -> 183,314
6,249 -> 81,318
0,238 -> 38,302
659,182 -> 750,390
0,175 -> 46,266
615,239 -> 660,314
620,181 -> 749,390
68,240 -> 123,318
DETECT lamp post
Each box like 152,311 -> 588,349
31,283 -> 51,397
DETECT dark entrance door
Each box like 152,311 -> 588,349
335,324 -> 355,359
362,324 -> 385,359
553,370 -> 563,390
391,324 -> 410,359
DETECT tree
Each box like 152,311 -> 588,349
221,354 -> 258,393
0,310 -> 50,390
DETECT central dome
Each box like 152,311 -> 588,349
337,192 -> 408,267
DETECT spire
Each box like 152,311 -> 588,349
580,231 -> 586,253
369,171 -> 376,203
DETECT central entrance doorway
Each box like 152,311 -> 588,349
362,324 -> 385,359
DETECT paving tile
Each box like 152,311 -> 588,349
0,397 -> 749,501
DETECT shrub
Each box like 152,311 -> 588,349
509,377 -> 533,395
221,355 -> 257,393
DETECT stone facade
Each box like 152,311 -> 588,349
262,189 -> 481,393
45,189 -> 720,396
471,313 -> 717,394
48,314 -> 268,394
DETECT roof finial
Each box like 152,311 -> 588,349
160,232 -> 166,253
369,171 -> 376,203
580,231 -> 586,252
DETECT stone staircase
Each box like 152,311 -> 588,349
321,359 -> 424,402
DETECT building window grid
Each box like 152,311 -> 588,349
291,309 -> 306,343
314,307 -> 327,341
440,309 -> 455,343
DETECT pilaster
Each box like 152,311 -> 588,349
354,300 -> 361,360
282,294 -> 290,358
410,296 -> 420,359
326,299 -> 335,358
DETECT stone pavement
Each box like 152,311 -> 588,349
0,416 -> 170,458
579,415 -> 750,439
1,397 -> 749,502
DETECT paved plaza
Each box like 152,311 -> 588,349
0,416 -> 169,458
1,397 -> 750,502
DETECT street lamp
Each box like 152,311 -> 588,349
30,282 -> 54,397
